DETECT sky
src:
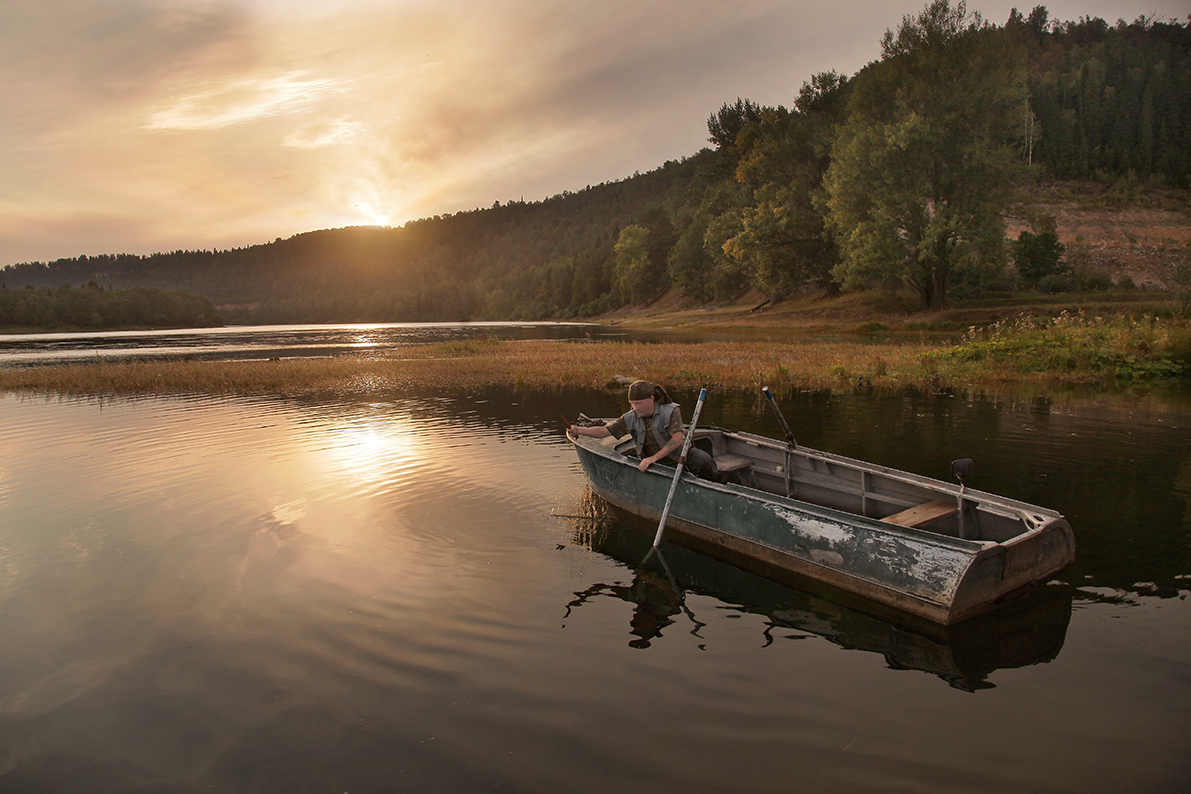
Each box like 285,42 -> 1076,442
1,0 -> 1186,266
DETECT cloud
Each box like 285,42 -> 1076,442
147,71 -> 342,131
283,117 -> 366,150
0,0 -> 254,132
3,0 -> 1190,265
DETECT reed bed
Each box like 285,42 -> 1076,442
2,318 -> 1187,399
0,340 -> 931,397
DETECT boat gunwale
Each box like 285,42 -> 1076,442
721,428 -> 1067,522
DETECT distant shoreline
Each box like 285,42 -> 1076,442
3,282 -> 1180,338
0,323 -> 224,335
2,316 -> 1187,398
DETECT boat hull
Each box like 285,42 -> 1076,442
571,435 -> 1075,625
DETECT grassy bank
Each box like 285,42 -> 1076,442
926,311 -> 1191,382
2,313 -> 1187,399
605,284 -> 1185,333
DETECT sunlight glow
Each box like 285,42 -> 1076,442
347,331 -> 382,348
321,419 -> 423,485
352,199 -> 394,227
146,71 -> 341,131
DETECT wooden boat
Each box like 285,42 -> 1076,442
569,425 -> 1075,625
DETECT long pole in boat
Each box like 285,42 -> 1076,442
761,387 -> 796,447
762,387 -> 796,497
650,387 -> 708,550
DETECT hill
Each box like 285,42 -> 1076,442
1,155 -> 703,324
2,5 -> 1188,326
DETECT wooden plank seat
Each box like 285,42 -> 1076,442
714,454 -> 752,473
880,499 -> 958,528
713,453 -> 754,487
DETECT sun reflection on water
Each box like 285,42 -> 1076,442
318,415 -> 424,486
347,331 -> 383,348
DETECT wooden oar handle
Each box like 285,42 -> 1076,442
762,386 -> 797,448
651,387 -> 708,549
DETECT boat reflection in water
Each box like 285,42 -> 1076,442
560,490 -> 1072,692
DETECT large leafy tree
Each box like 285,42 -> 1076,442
822,0 -> 1028,309
668,177 -> 753,303
721,106 -> 838,298
614,224 -> 659,304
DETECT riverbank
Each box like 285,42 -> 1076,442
2,312 -> 1186,398
596,284 -> 1185,334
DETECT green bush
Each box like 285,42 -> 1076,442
1013,228 -> 1067,286
1038,274 -> 1074,294
1078,270 -> 1113,291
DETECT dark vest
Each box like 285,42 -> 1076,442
623,402 -> 680,460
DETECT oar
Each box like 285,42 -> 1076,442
761,386 -> 796,497
761,386 -> 796,448
651,545 -> 707,637
649,387 -> 708,550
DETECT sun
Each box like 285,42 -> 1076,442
353,199 -> 393,226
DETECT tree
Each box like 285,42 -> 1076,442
822,0 -> 1028,309
707,98 -> 763,149
1026,5 -> 1051,37
795,71 -> 851,120
721,107 -> 838,297
1012,217 -> 1067,286
614,224 -> 659,304
667,178 -> 751,302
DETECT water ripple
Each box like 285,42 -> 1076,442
2,389 -> 1189,793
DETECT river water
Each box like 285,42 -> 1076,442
0,322 -> 708,368
1,326 -> 1189,792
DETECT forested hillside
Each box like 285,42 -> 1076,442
2,159 -> 700,323
4,2 -> 1188,323
0,284 -> 221,330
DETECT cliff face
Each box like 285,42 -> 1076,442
1007,184 -> 1191,290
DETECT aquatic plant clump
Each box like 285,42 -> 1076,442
925,312 -> 1191,381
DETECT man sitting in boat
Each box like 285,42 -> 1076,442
568,380 -> 720,481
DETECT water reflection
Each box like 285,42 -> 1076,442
1,386 -> 1189,792
0,321 -> 697,367
559,493 -> 1072,691
0,392 -> 580,754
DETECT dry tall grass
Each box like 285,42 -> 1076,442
2,321 -> 1186,399
0,339 -> 933,397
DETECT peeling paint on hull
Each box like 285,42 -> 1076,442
571,435 -> 1075,625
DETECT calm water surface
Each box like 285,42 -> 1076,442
1,382 -> 1189,792
0,322 -> 710,367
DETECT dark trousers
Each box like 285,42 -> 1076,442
635,447 -> 720,482
680,447 -> 719,482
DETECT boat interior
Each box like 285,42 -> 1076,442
612,427 -> 1053,544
